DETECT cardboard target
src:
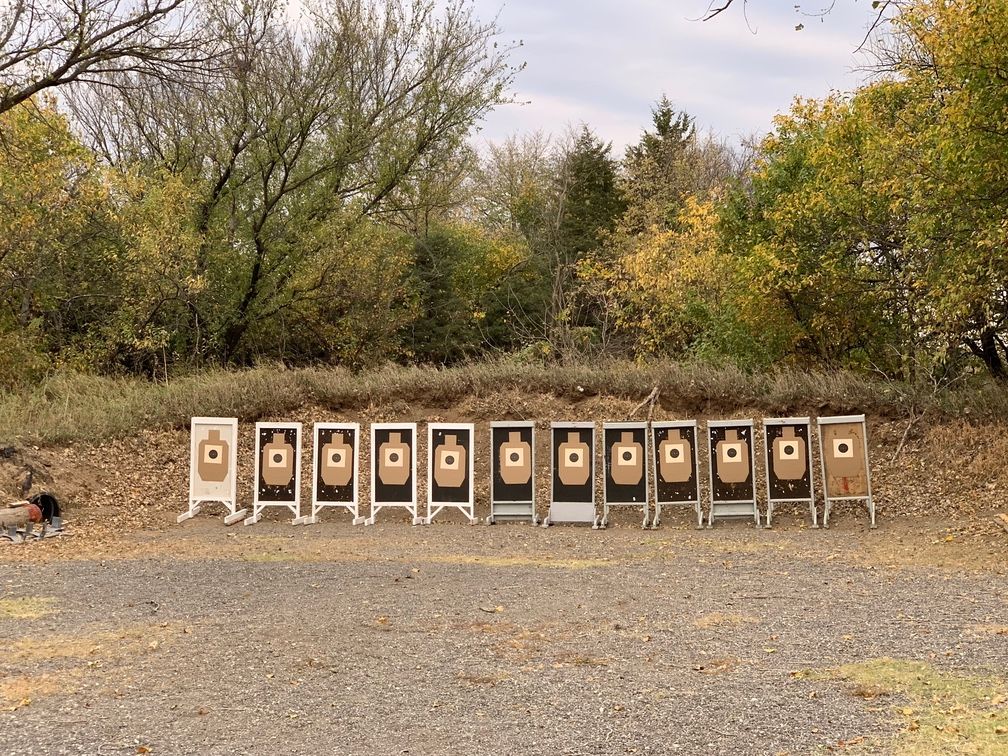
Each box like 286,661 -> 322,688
256,424 -> 301,503
819,417 -> 869,498
549,422 -> 596,525
370,424 -> 417,506
764,419 -> 812,502
314,423 -> 359,505
603,423 -> 648,505
651,422 -> 699,504
181,417 -> 245,524
189,417 -> 238,503
708,421 -> 755,503
427,423 -> 475,522
489,422 -> 536,523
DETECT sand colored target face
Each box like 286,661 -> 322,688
715,429 -> 750,484
557,432 -> 591,486
821,420 -> 869,497
255,424 -> 301,503
603,424 -> 648,506
499,431 -> 532,486
189,418 -> 238,504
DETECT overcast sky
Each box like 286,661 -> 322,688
471,0 -> 878,153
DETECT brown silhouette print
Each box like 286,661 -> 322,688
378,432 -> 411,486
499,431 -> 531,485
321,431 -> 353,487
658,428 -> 692,483
715,429 -> 750,484
557,431 -> 590,486
261,432 -> 294,487
610,431 -> 643,486
434,434 -> 467,488
197,428 -> 229,483
772,426 -> 806,481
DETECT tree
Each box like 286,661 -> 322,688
0,0 -> 206,115
69,0 -> 518,366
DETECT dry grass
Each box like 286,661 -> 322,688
0,673 -> 74,708
2,358 -> 1001,446
693,611 -> 759,629
6,623 -> 178,662
0,596 -> 56,619
799,657 -> 1008,754
425,553 -> 614,570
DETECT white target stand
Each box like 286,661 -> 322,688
818,414 -> 875,529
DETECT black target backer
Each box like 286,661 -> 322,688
548,422 -> 596,526
489,422 -> 536,523
308,422 -> 363,524
601,422 -> 649,528
367,423 -> 421,525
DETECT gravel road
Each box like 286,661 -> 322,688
1,511 -> 1006,755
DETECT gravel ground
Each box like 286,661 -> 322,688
1,511 -> 1006,755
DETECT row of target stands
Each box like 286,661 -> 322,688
181,415 -> 874,530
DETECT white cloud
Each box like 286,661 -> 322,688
475,0 -> 877,150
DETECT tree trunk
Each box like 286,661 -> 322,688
965,327 -> 1006,379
